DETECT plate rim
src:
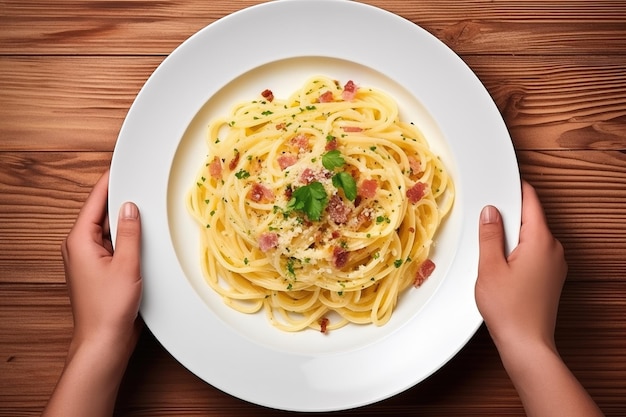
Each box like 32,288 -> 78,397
109,0 -> 521,412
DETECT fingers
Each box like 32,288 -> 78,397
519,180 -> 550,242
111,202 -> 142,280
63,170 -> 111,256
73,170 -> 110,232
478,205 -> 507,272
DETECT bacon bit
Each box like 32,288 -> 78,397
290,133 -> 310,151
319,317 -> 330,334
342,80 -> 358,101
261,89 -> 274,102
414,259 -> 435,287
358,179 -> 378,199
276,122 -> 286,130
331,230 -> 342,239
327,194 -> 351,224
325,136 -> 338,151
208,156 -> 222,179
258,232 -> 278,252
247,183 -> 275,203
300,168 -> 317,184
407,182 -> 427,204
332,246 -> 350,269
277,154 -> 298,170
228,150 -> 240,171
408,156 -> 422,177
408,226 -> 415,233
318,91 -> 334,103
342,126 -> 363,133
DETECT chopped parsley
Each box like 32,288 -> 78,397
322,150 -> 357,201
321,150 -> 345,170
235,169 -> 250,179
286,181 -> 328,221
332,172 -> 357,201
286,257 -> 296,278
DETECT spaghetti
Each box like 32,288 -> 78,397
187,75 -> 454,332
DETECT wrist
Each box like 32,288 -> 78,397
494,335 -> 559,380
44,333 -> 135,417
68,326 -> 138,369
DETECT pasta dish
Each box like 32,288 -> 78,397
187,75 -> 454,333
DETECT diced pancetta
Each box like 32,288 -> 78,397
258,232 -> 278,252
407,182 -> 427,204
408,156 -> 422,176
342,126 -> 363,132
208,156 -> 222,179
247,183 -> 275,203
290,133 -> 310,151
319,317 -> 330,334
358,179 -> 378,199
261,89 -> 274,102
414,259 -> 435,287
300,168 -> 317,184
327,194 -> 351,224
325,136 -> 338,151
332,246 -> 349,269
277,154 -> 298,170
228,151 -> 240,171
342,80 -> 358,101
318,91 -> 334,103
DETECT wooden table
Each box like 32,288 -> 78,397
1,1 -> 625,415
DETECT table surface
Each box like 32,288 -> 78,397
1,1 -> 625,415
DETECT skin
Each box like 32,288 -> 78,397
43,174 -> 604,416
42,170 -> 142,417
475,181 -> 604,417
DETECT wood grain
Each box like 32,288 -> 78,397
0,152 -> 110,283
518,150 -> 626,281
1,1 -> 625,55
1,56 -> 625,151
1,281 -> 623,415
0,56 -> 159,151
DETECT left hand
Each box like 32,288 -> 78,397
61,170 -> 143,357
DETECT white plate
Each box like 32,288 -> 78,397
110,0 -> 521,412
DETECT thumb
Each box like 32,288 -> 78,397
477,205 -> 507,273
112,202 -> 142,278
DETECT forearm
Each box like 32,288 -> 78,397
498,340 -> 604,417
42,338 -> 132,417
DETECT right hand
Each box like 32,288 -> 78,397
474,180 -> 567,351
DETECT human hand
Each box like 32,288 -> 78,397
474,180 -> 567,353
474,184 -> 604,417
43,170 -> 143,417
61,170 -> 142,359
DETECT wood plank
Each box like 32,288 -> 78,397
0,56 -> 161,152
1,281 -> 623,415
1,150 -> 625,284
0,152 -> 110,283
467,56 -> 626,151
0,0 -> 264,56
1,55 -> 625,152
1,1 -> 625,56
518,149 -> 626,281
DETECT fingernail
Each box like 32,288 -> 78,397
481,205 -> 499,224
121,202 -> 138,219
